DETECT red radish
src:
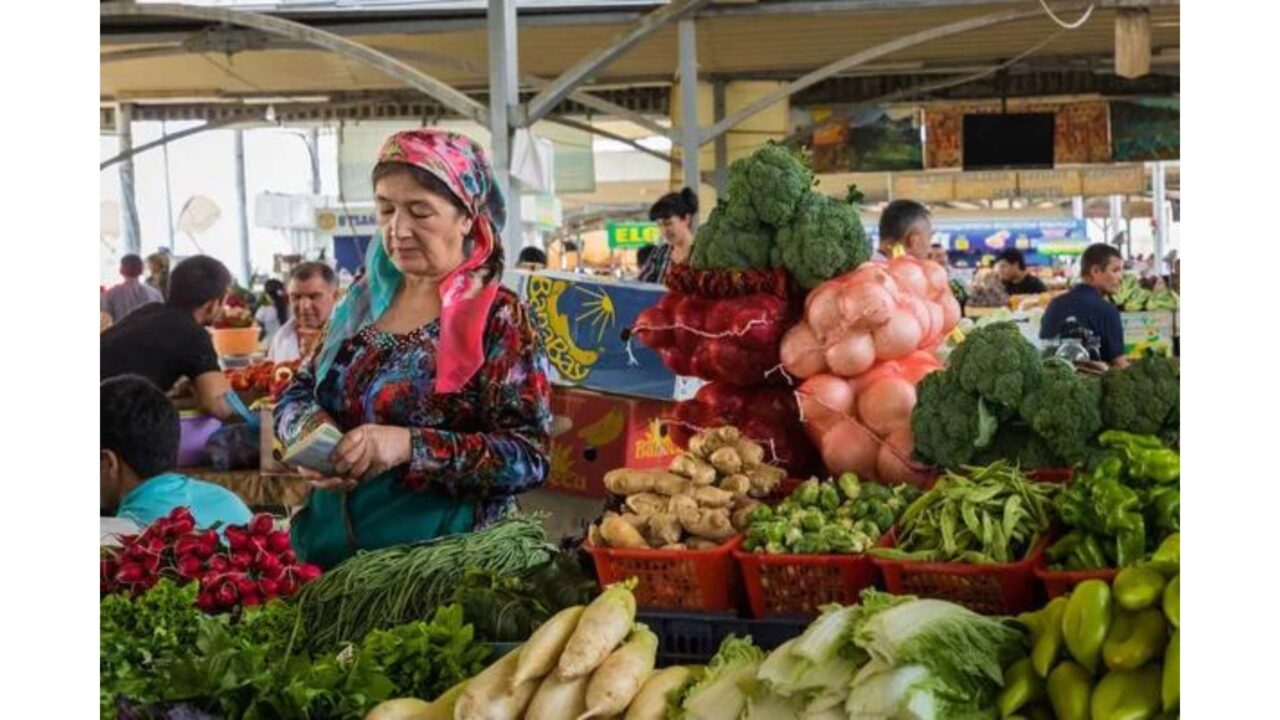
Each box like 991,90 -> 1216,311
241,591 -> 263,607
236,577 -> 258,597
824,330 -> 877,377
295,564 -> 323,583
231,551 -> 254,570
195,592 -> 219,613
216,583 -> 239,607
266,531 -> 292,554
279,549 -> 297,566
780,322 -> 829,379
177,555 -> 204,580
208,555 -> 231,573
258,578 -> 280,598
115,563 -> 145,584
857,377 -> 918,437
278,576 -> 299,597
224,526 -> 250,551
249,514 -> 275,536
256,552 -> 283,576
169,517 -> 195,537
818,419 -> 879,478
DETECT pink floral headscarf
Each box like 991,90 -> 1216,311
316,129 -> 505,394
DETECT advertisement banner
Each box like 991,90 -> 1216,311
868,219 -> 1087,268
520,271 -> 678,399
606,221 -> 661,250
548,387 -> 679,498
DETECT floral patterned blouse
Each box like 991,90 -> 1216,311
274,286 -> 553,529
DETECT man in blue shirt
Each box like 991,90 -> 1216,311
101,375 -> 252,530
1040,243 -> 1131,368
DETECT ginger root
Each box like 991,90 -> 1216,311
624,493 -> 668,517
669,454 -> 716,486
708,446 -> 744,476
679,507 -> 736,542
693,486 -> 734,508
746,465 -> 787,498
652,473 -> 694,497
718,474 -> 751,496
688,426 -> 742,459
644,513 -> 683,547
600,516 -> 649,549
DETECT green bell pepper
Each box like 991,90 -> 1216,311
1103,607 -> 1168,671
1064,579 -> 1113,674
1047,661 -> 1093,720
1130,448 -> 1180,484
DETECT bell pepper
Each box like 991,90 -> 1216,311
1162,630 -> 1179,712
1144,487 -> 1180,534
1064,579 -> 1112,674
1087,453 -> 1127,485
1162,575 -> 1179,628
1129,448 -> 1180,484
999,657 -> 1046,718
1079,534 -> 1111,569
1091,664 -> 1162,720
1032,597 -> 1068,678
1113,567 -> 1166,611
1103,607 -> 1168,671
1099,430 -> 1164,451
1149,534 -> 1180,576
1047,661 -> 1093,720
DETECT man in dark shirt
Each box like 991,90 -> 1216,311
995,248 -> 1047,295
1040,243 -> 1130,367
101,255 -> 237,419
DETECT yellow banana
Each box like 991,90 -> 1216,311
578,408 -> 625,447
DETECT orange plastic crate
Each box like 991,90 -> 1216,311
735,533 -> 891,618
872,529 -> 1050,615
585,536 -> 743,612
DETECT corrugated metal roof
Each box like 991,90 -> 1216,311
102,2 -> 1179,100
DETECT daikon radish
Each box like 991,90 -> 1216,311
511,605 -> 586,687
780,323 -> 828,378
455,647 -> 539,720
365,698 -> 432,720
558,582 -> 638,679
578,625 -> 660,720
625,666 -> 696,720
524,672 -> 590,720
824,330 -> 877,377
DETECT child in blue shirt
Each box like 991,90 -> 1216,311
101,375 -> 252,531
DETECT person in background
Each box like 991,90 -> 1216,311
517,246 -> 548,271
146,251 -> 171,301
638,187 -> 698,284
101,254 -> 164,323
994,248 -> 1048,295
1040,243 -> 1130,368
636,243 -> 656,274
876,199 -> 933,261
928,243 -> 949,267
101,375 -> 252,531
101,255 -> 238,420
255,278 -> 289,342
269,262 -> 340,362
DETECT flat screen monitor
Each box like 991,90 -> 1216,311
962,112 -> 1055,170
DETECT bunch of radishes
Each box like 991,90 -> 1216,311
101,507 -> 321,612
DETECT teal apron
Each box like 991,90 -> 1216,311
291,471 -> 476,569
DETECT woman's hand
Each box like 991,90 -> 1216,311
329,424 -> 412,483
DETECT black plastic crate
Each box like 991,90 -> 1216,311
638,610 -> 807,667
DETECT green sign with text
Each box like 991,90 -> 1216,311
606,222 -> 660,250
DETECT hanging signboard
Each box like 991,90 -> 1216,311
953,171 -> 1019,201
891,172 -> 954,202
1081,165 -> 1146,195
606,221 -> 661,250
1018,169 -> 1084,198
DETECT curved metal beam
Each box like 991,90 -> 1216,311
99,2 -> 486,123
545,116 -> 672,164
701,3 -> 1089,145
100,116 -> 248,170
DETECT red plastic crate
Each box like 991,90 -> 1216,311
1035,564 -> 1118,599
1029,468 -> 1075,484
585,536 -> 743,612
871,529 -> 1051,615
735,533 -> 892,618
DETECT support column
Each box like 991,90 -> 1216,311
117,103 -> 142,255
488,0 -> 523,261
1071,196 -> 1084,220
712,80 -> 728,196
1152,161 -> 1168,274
1109,194 -> 1124,248
678,18 -> 700,192
161,119 -> 176,251
307,127 -> 321,195
233,129 -> 252,284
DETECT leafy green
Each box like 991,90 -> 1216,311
450,555 -> 596,642
101,580 -> 204,718
1099,356 -> 1180,437
773,191 -> 871,289
1018,360 -> 1103,464
671,635 -> 766,720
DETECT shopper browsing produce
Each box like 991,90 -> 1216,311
101,253 -> 163,323
101,255 -> 240,420
101,375 -> 251,532
995,248 -> 1048,295
637,187 -> 698,284
267,261 -> 339,362
274,129 -> 552,568
1040,243 -> 1130,368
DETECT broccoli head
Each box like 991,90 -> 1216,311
973,422 -> 1064,470
911,371 -> 999,469
689,204 -> 776,271
947,322 -> 1044,410
1100,356 -> 1180,436
773,191 -> 871,289
725,143 -> 814,228
1018,361 -> 1102,464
